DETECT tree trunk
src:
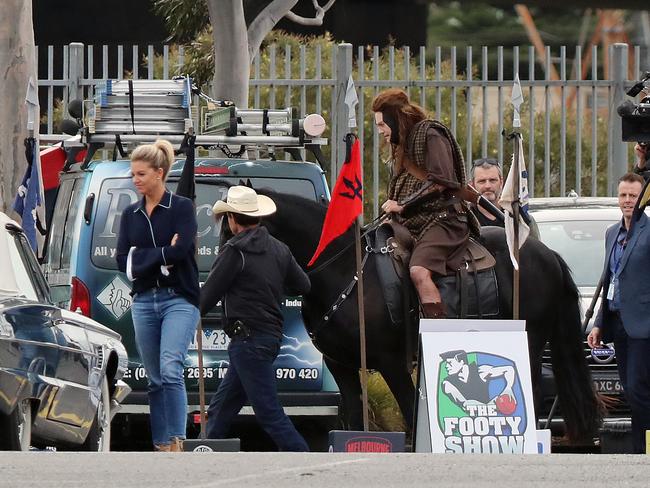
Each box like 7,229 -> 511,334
0,0 -> 37,212
207,0 -> 250,108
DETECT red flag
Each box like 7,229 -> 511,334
308,137 -> 363,266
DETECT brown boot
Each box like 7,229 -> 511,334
422,302 -> 446,319
169,437 -> 184,452
154,443 -> 171,452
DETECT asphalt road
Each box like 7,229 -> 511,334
2,452 -> 650,488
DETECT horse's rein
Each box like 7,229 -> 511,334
305,214 -> 389,342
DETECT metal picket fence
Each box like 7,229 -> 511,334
37,42 -> 645,215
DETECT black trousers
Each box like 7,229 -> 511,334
612,313 -> 650,453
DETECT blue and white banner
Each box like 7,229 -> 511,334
13,137 -> 45,252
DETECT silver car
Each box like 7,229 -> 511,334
0,212 -> 130,451
529,196 -> 628,411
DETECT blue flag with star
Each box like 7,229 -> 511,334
12,137 -> 43,251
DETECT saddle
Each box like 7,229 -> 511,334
370,221 -> 499,324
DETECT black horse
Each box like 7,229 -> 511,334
260,189 -> 601,443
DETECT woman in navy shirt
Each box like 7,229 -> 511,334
116,139 -> 199,452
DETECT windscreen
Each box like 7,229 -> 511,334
536,220 -> 615,287
91,177 -> 317,271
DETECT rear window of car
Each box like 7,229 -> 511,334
91,176 -> 317,271
7,229 -> 50,303
536,220 -> 616,287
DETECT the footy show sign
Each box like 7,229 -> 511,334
414,320 -> 538,454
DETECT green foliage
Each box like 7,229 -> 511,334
367,372 -> 407,432
428,2 -> 601,79
40,99 -> 65,133
148,30 -> 614,210
144,29 -> 214,88
151,0 -> 209,43
479,100 -> 614,197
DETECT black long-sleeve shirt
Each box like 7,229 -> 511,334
200,225 -> 310,339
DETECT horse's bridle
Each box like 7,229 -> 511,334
306,217 -> 393,342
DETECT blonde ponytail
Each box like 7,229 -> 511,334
131,139 -> 175,180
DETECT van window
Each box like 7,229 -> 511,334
91,177 -> 317,271
61,179 -> 85,270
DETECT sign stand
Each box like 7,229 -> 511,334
414,319 -> 547,454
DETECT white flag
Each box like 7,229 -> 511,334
499,136 -> 530,270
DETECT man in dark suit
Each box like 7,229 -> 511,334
588,172 -> 650,453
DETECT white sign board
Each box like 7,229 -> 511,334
415,319 -> 538,454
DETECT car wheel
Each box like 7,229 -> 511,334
82,377 -> 111,451
0,399 -> 32,451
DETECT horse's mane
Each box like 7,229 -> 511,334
257,187 -> 359,268
257,188 -> 327,237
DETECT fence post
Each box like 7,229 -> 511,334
68,42 -> 84,105
609,43 -> 628,196
333,43 -> 353,180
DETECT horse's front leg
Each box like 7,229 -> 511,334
378,363 -> 416,432
324,357 -> 363,431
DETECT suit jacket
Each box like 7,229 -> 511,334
594,212 -> 650,341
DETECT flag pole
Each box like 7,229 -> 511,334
511,134 -> 521,320
345,76 -> 369,431
354,218 -> 369,431
196,319 -> 208,438
510,75 -> 523,320
176,129 -> 208,438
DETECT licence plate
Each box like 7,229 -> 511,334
593,378 -> 623,394
189,329 -> 230,351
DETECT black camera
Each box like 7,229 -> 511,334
618,72 -> 650,143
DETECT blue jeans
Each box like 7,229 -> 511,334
131,288 -> 199,445
206,334 -> 309,452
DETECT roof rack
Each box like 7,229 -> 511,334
75,77 -> 327,152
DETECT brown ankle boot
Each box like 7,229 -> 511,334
154,443 -> 171,452
422,302 -> 446,319
169,437 -> 184,452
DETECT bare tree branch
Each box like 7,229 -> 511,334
285,0 -> 336,26
248,0 -> 299,60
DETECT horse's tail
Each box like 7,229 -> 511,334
549,252 -> 602,442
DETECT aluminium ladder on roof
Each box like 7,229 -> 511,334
88,78 -> 193,135
85,78 -> 324,146
83,78 -> 327,149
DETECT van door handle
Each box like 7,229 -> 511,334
84,193 -> 95,224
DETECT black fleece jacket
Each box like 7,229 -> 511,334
200,225 -> 310,339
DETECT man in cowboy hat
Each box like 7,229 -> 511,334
200,186 -> 311,451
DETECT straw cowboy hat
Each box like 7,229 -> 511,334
212,185 -> 277,217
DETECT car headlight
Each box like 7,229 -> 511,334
0,315 -> 14,338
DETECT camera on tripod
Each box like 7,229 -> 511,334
618,71 -> 650,143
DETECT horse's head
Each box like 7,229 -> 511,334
257,188 -> 327,267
